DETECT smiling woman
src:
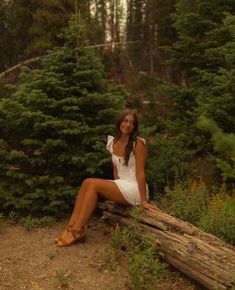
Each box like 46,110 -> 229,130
56,110 -> 160,247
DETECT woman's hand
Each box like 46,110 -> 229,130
142,201 -> 161,212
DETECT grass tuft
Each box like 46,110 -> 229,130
19,216 -> 55,231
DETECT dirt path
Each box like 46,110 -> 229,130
0,214 -> 203,290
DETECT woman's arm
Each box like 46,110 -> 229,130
135,139 -> 148,203
135,138 -> 160,211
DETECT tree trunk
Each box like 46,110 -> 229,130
0,56 -> 41,84
97,201 -> 235,290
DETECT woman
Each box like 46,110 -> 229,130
56,110 -> 160,247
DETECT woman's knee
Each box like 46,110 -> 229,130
82,178 -> 97,190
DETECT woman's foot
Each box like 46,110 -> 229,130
55,224 -> 73,243
56,226 -> 86,247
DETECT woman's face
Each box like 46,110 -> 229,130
120,114 -> 135,135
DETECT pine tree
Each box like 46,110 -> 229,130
0,0 -> 97,71
197,116 -> 235,181
0,0 -> 13,71
26,0 -> 75,56
195,14 -> 235,181
164,1 -> 235,182
0,17 -> 125,215
195,13 -> 235,133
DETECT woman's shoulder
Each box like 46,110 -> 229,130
134,137 -> 147,156
133,136 -> 147,152
136,136 -> 146,145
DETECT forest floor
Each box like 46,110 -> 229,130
0,213 -> 204,290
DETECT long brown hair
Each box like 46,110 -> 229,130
114,110 -> 139,166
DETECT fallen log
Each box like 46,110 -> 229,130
97,201 -> 235,290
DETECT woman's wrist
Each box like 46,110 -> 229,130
141,200 -> 147,205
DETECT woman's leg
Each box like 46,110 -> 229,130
67,180 -> 90,226
72,178 -> 128,230
56,180 -> 90,242
58,178 -> 128,245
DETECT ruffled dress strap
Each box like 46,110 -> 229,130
133,136 -> 146,149
137,137 -> 146,145
106,135 -> 114,153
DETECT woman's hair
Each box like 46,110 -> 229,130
114,110 -> 139,166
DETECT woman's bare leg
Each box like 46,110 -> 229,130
56,180 -> 90,242
67,180 -> 90,226
57,178 -> 128,245
73,178 -> 128,230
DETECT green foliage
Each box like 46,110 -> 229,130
55,270 -> 69,288
170,0 -> 235,71
146,134 -> 193,193
126,0 -> 176,71
0,17 -> 125,215
99,221 -> 167,289
197,116 -> 235,180
0,1 -> 97,71
7,211 -> 19,223
19,216 -> 55,231
110,224 -> 167,290
0,0 -> 14,71
129,206 -> 143,222
161,180 -> 209,225
26,0 -> 74,55
199,193 -> 235,245
99,245 -> 120,272
160,2 -> 235,185
195,13 -> 235,133
160,180 -> 235,245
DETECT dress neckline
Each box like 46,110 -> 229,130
112,140 -> 135,159
112,152 -> 124,159
112,141 -> 124,158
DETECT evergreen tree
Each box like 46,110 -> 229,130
126,0 -> 146,68
144,0 -> 176,73
165,0 -> 235,136
170,0 -> 235,74
7,0 -> 37,62
197,117 -> 235,181
26,0 -> 75,56
195,13 -> 235,133
0,17 -> 125,215
164,1 -> 235,183
0,0 -> 13,71
0,0 -> 96,71
195,14 -> 235,181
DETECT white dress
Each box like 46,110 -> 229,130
106,135 -> 149,206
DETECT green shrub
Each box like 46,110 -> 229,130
98,245 -> 120,272
160,180 -> 209,225
110,224 -> 167,290
146,134 -> 193,195
199,193 -> 235,245
7,211 -> 19,223
55,270 -> 69,288
19,215 -> 55,231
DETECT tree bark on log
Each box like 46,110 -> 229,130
97,201 -> 235,290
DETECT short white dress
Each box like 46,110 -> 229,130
106,135 -> 149,206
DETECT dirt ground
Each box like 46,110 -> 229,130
0,214 -> 204,290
